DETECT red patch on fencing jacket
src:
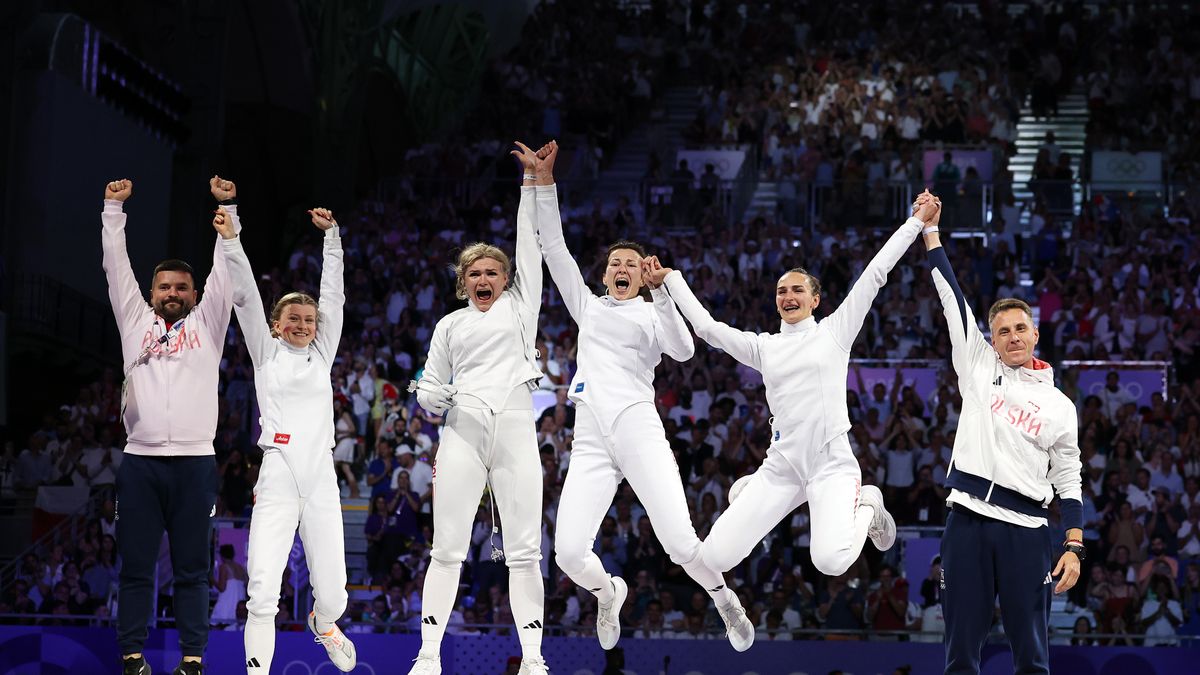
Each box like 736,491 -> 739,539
274,433 -> 291,445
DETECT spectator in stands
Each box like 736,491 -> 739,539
1141,575 -> 1183,646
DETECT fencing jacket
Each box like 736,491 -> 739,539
664,216 -> 924,463
537,184 -> 694,434
224,223 -> 344,496
102,200 -> 239,457
420,186 -> 543,412
928,245 -> 1083,529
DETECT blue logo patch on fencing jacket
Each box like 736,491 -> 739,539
575,382 -> 585,393
774,430 -> 781,441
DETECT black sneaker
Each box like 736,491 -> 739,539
122,656 -> 151,675
171,661 -> 205,675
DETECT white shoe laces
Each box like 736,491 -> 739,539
718,603 -> 748,636
313,627 -> 344,650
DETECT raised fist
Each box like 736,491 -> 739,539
212,206 -> 236,240
105,179 -> 133,202
308,207 -> 336,231
209,175 -> 237,201
536,140 -> 559,179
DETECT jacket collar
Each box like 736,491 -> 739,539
780,316 -> 816,334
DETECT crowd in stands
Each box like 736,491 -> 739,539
5,0 -> 1200,648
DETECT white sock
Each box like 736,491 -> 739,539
856,503 -> 876,541
560,549 -> 616,605
681,556 -> 735,606
244,616 -> 276,673
418,558 -> 461,657
508,560 -> 546,659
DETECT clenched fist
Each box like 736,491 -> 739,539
308,207 -> 336,231
209,175 -> 237,201
105,179 -> 133,202
212,206 -> 236,240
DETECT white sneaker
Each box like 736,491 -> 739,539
596,575 -> 628,650
728,474 -> 753,503
859,484 -> 896,551
717,597 -> 755,652
407,654 -> 442,675
308,612 -> 357,672
518,656 -> 550,674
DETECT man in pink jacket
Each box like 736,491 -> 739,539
102,176 -> 240,675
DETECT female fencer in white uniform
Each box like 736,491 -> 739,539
406,143 -> 549,675
650,200 -> 943,581
215,206 -> 356,673
535,141 -> 755,652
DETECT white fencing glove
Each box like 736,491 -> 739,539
411,380 -> 457,414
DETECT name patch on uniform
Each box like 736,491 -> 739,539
274,433 -> 291,445
575,382 -> 585,393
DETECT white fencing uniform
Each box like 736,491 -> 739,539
223,222 -> 347,674
664,216 -> 924,576
412,185 -> 545,662
536,185 -> 734,605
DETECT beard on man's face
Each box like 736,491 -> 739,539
155,296 -> 193,322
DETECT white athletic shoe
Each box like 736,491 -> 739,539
596,575 -> 628,650
308,612 -> 357,672
728,474 -> 753,503
859,484 -> 896,551
518,656 -> 550,674
407,654 -> 442,675
717,596 -> 755,652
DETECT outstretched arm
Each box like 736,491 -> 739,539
214,207 -> 275,367
822,211 -> 924,351
100,179 -> 153,355
508,141 -> 545,315
534,141 -> 593,322
920,194 -> 996,380
309,208 -> 345,360
195,176 -> 242,342
645,259 -> 695,363
656,259 -> 763,371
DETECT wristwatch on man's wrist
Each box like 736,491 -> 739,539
1063,541 -> 1086,560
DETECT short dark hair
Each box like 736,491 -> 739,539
987,298 -> 1032,326
152,259 -> 195,285
782,267 -> 822,297
606,240 -> 647,259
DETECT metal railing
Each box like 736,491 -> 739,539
0,488 -> 108,593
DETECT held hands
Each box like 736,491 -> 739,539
511,141 -> 542,179
913,189 -> 941,225
308,207 -> 336,231
642,255 -> 672,289
105,179 -> 133,202
209,175 -> 237,201
212,206 -> 236,240
416,382 -> 458,415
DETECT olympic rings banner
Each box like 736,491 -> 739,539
1,626 -> 1195,674
1063,362 -> 1169,410
1090,151 -> 1162,189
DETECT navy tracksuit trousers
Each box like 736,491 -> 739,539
941,506 -> 1053,675
116,454 -> 219,657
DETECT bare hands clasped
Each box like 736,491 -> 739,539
642,255 -> 672,289
913,189 -> 941,225
511,139 -> 558,185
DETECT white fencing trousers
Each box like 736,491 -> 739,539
555,402 -> 730,601
419,388 -> 544,658
244,452 -> 347,673
701,432 -> 871,577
